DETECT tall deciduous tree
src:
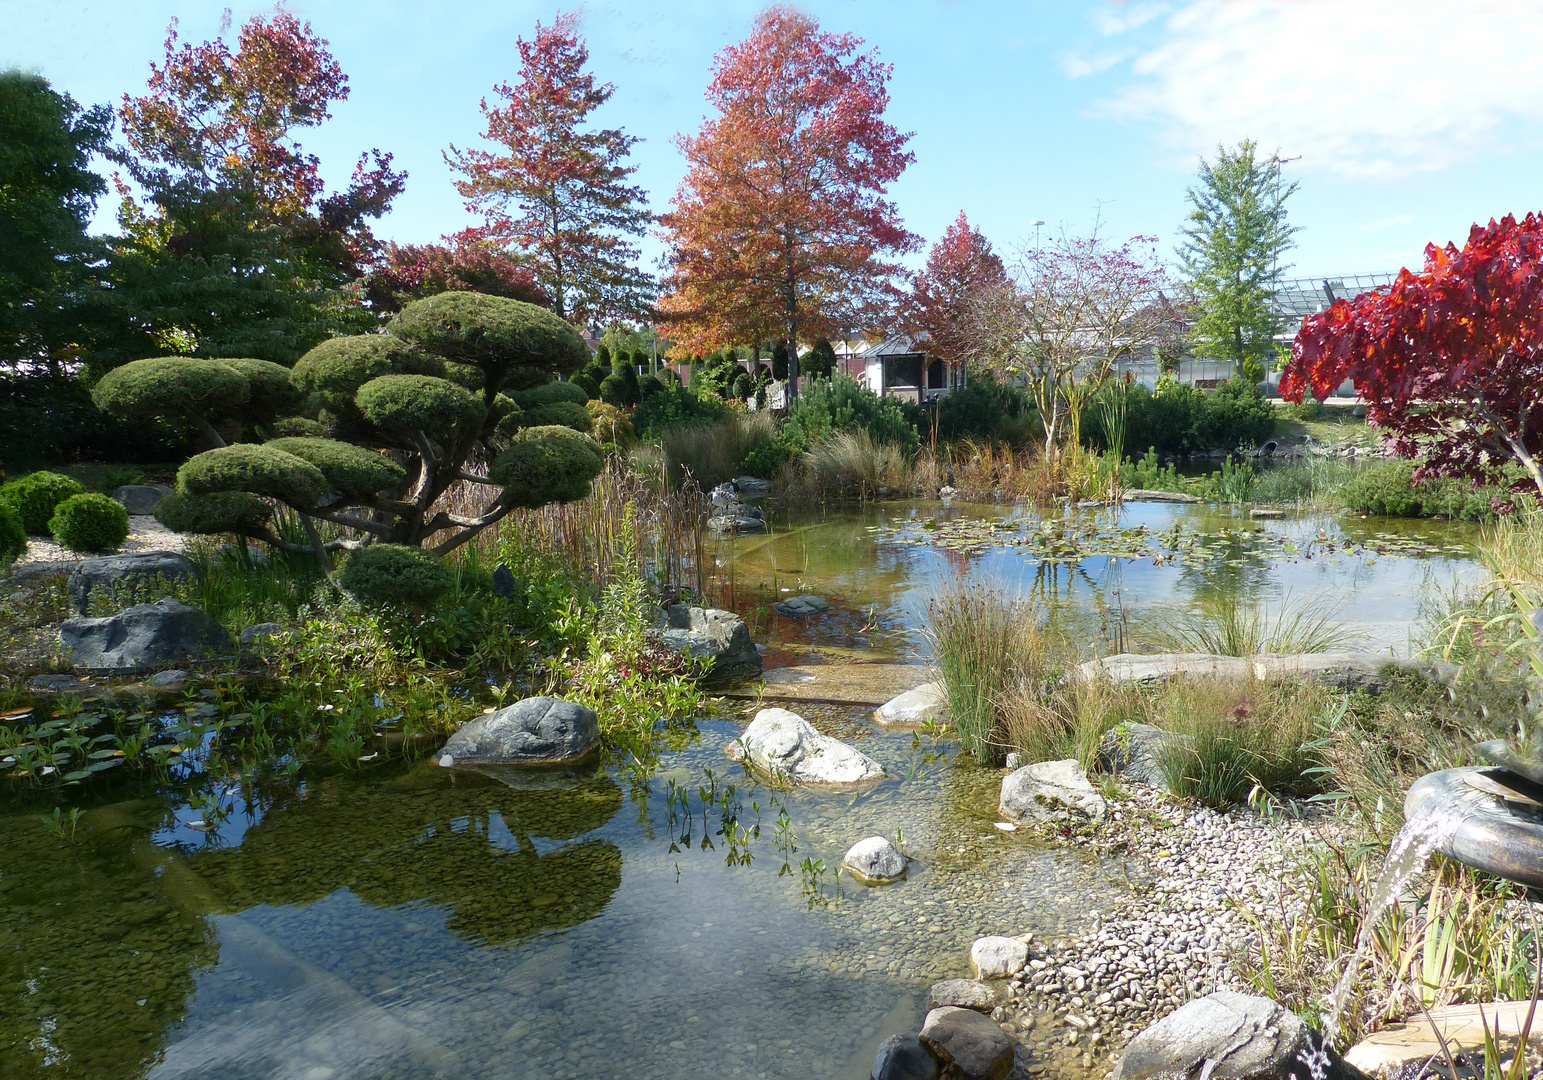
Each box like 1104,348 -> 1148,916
0,71 -> 112,374
657,6 -> 918,396
447,13 -> 652,324
107,12 -> 404,370
1282,213 -> 1543,501
1178,139 -> 1297,379
363,239 -> 549,314
964,228 -> 1171,456
906,211 -> 1005,366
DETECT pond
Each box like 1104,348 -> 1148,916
0,498 -> 1485,1079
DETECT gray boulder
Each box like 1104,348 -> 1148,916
1098,722 -> 1189,792
1115,990 -> 1362,1080
68,551 -> 198,615
706,512 -> 766,536
919,1007 -> 1014,1080
872,1034 -> 940,1080
772,594 -> 828,618
928,979 -> 1006,1013
733,475 -> 771,500
970,936 -> 1028,979
876,682 -> 946,725
660,605 -> 763,686
147,669 -> 191,689
841,836 -> 906,884
1123,489 -> 1201,503
60,598 -> 232,674
27,673 -> 85,693
437,697 -> 598,766
727,707 -> 884,784
240,622 -> 282,647
999,758 -> 1107,827
112,483 -> 173,515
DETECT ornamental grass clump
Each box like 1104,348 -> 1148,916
49,493 -> 130,553
0,471 -> 85,534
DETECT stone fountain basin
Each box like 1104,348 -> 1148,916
1405,767 -> 1543,888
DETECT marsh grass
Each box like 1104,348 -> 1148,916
1248,457 -> 1358,508
999,674 -> 1123,771
650,411 -> 776,491
1152,591 -> 1359,656
798,429 -> 913,500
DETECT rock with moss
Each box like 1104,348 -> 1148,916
0,471 -> 86,534
49,493 -> 130,554
338,544 -> 455,607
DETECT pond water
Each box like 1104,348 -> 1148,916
0,499 -> 1485,1079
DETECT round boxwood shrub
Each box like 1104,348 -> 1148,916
179,443 -> 330,506
49,493 -> 130,553
515,380 -> 590,408
490,426 -> 604,508
571,370 -> 601,399
355,374 -> 486,436
265,437 -> 407,500
291,335 -> 443,396
338,543 -> 455,607
0,470 -> 86,534
598,373 -> 629,408
154,490 -> 272,536
0,503 -> 25,566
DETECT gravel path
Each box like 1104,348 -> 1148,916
14,515 -> 187,567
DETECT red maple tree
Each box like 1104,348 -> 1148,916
656,6 -> 917,392
906,211 -> 1006,365
363,240 -> 548,313
447,12 -> 652,323
1281,213 -> 1543,500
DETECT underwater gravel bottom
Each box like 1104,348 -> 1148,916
2,714 -> 1128,1080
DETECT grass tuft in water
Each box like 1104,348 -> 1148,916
1152,591 -> 1359,656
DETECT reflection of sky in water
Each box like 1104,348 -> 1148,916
728,501 -> 1484,658
138,722 -> 1122,1080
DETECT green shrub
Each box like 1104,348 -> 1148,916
0,470 -> 86,533
782,374 -> 920,455
598,373 -> 629,408
1086,377 -> 1274,455
490,425 -> 605,508
614,357 -> 641,403
49,492 -> 130,553
1338,460 -> 1520,522
514,380 -> 590,408
1118,448 -> 1187,492
387,292 -> 588,392
154,490 -> 272,536
355,374 -> 487,436
632,380 -> 727,440
179,444 -> 330,506
934,378 -> 1037,444
0,502 -> 25,565
291,335 -> 443,396
265,437 -> 408,499
90,356 -> 249,418
514,401 -> 592,433
1285,397 -> 1325,421
731,371 -> 755,401
217,358 -> 301,418
572,370 -> 601,399
338,544 -> 455,607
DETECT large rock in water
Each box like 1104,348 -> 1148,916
999,759 -> 1108,827
726,707 -> 884,784
68,551 -> 198,615
875,682 -> 946,725
660,605 -> 763,687
59,598 -> 232,674
112,483 -> 173,515
1115,990 -> 1366,1080
871,1034 -> 941,1080
841,836 -> 906,884
919,1007 -> 1014,1080
438,697 -> 598,766
928,979 -> 1007,1013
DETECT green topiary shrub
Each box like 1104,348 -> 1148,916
731,371 -> 755,401
512,401 -> 593,433
598,373 -> 629,408
514,380 -> 590,408
338,544 -> 455,607
91,355 -> 302,447
178,444 -> 330,506
491,425 -> 605,508
0,502 -> 25,566
264,437 -> 408,500
355,374 -> 487,436
49,492 -> 130,553
571,370 -> 601,399
387,292 -> 589,392
153,490 -> 272,535
290,335 -> 443,396
0,470 -> 86,534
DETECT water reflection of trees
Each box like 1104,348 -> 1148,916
0,764 -> 625,1079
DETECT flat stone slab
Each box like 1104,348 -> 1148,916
727,664 -> 930,707
1346,1002 -> 1543,1077
875,682 -> 946,725
1078,652 -> 1458,692
928,979 -> 1006,1013
1123,489 -> 1201,503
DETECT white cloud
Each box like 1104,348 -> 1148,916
1060,48 -> 1135,78
1096,0 -> 1543,179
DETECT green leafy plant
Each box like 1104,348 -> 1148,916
0,502 -> 25,566
48,492 -> 130,552
0,470 -> 85,533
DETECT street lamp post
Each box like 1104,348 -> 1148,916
1029,219 -> 1045,253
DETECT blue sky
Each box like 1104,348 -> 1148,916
6,0 -> 1542,282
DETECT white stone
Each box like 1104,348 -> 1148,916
999,759 -> 1108,826
875,682 -> 946,725
970,936 -> 1029,979
840,836 -> 906,884
725,708 -> 884,784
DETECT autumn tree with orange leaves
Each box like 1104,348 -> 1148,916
657,7 -> 917,396
906,211 -> 1006,367
447,12 -> 653,324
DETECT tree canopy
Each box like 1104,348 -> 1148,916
657,6 -> 917,394
906,211 -> 1006,366
1282,213 -> 1543,501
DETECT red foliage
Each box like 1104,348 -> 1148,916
657,6 -> 918,369
906,211 -> 1006,363
1281,213 -> 1543,498
363,241 -> 549,313
447,12 -> 651,322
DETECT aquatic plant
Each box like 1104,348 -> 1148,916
798,429 -> 912,500
1151,591 -> 1357,656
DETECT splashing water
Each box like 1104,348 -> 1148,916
1317,807 -> 1465,1048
